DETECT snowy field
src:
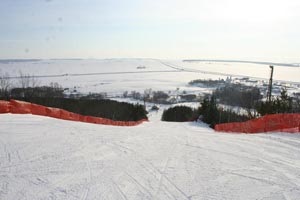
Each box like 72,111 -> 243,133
1,113 -> 300,200
1,59 -> 300,199
1,59 -> 299,96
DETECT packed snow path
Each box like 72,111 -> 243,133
1,114 -> 300,199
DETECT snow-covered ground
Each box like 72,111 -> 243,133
1,59 -> 299,96
174,60 -> 300,83
1,113 -> 300,200
1,59 -> 300,199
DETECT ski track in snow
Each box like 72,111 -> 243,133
0,113 -> 300,200
0,58 -> 299,199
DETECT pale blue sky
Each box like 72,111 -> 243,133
0,0 -> 299,61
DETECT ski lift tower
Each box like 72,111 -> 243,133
267,65 -> 274,102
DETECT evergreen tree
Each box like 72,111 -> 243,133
161,106 -> 197,122
256,88 -> 293,115
198,95 -> 250,128
199,96 -> 219,127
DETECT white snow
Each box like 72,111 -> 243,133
1,58 -> 300,199
1,59 -> 299,96
174,60 -> 300,83
1,113 -> 300,200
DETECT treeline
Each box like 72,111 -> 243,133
124,89 -> 172,104
7,85 -> 147,121
162,84 -> 300,128
256,89 -> 300,115
161,97 -> 250,127
200,87 -> 299,127
125,89 -> 199,104
198,96 -> 250,128
10,83 -> 64,99
162,82 -> 261,126
11,97 -> 148,121
0,72 -> 63,100
0,73 -> 147,121
161,106 -> 198,122
189,79 -> 226,87
214,83 -> 262,109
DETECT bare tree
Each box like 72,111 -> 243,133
0,72 -> 11,100
18,71 -> 40,99
293,93 -> 300,112
142,88 -> 152,108
18,70 -> 39,89
143,88 -> 152,101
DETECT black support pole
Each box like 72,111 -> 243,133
267,65 -> 274,102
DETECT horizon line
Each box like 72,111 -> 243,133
0,58 -> 299,67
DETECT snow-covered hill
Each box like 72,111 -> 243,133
1,113 -> 300,200
1,59 -> 300,199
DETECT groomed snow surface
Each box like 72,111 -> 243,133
1,113 -> 300,200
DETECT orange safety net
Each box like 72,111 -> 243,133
10,100 -> 32,114
215,113 -> 300,134
0,100 -> 147,126
45,107 -> 61,119
0,100 -> 10,113
31,103 -> 48,116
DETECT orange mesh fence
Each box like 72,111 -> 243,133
0,100 -> 10,113
10,100 -> 31,114
79,115 -> 87,122
215,113 -> 300,134
46,107 -> 61,119
60,110 -> 80,121
0,100 -> 147,126
31,103 -> 48,116
70,113 -> 81,122
248,117 -> 266,133
280,127 -> 299,133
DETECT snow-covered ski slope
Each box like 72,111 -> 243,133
1,58 -> 300,199
1,113 -> 300,200
1,59 -> 299,95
